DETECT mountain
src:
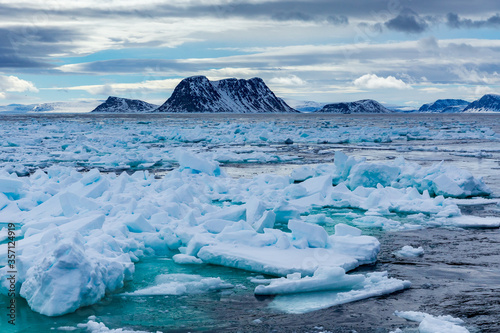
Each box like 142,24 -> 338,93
316,99 -> 392,114
0,101 -> 101,113
283,99 -> 326,112
91,96 -> 158,113
155,76 -> 298,113
463,94 -> 500,113
418,99 -> 469,113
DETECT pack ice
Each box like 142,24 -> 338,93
0,151 -> 491,316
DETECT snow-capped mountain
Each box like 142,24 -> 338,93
91,96 -> 158,113
418,99 -> 469,113
463,94 -> 500,113
0,100 -> 102,113
155,76 -> 298,113
317,99 -> 392,114
283,99 -> 326,112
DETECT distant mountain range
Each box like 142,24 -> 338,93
316,99 -> 392,114
418,99 -> 470,113
284,99 -> 326,113
155,76 -> 298,113
0,100 -> 101,113
1,76 -> 499,114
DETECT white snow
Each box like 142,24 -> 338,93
394,311 -> 469,333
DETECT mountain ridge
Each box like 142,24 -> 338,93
316,99 -> 392,114
418,99 -> 469,113
155,76 -> 298,113
91,96 -> 158,113
463,94 -> 500,113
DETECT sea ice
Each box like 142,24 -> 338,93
0,149 -> 491,317
254,267 -> 365,295
122,273 -> 233,296
394,311 -> 469,333
268,271 -> 411,314
324,151 -> 491,198
77,316 -> 151,333
395,245 -> 424,258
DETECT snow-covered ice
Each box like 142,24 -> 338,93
254,267 -> 365,295
394,311 -> 470,333
395,245 -> 424,258
122,273 -> 233,296
0,115 -> 497,320
268,271 -> 411,314
77,316 -> 151,333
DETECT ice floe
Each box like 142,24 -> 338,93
395,245 -> 424,258
267,272 -> 411,314
123,273 -> 233,296
77,316 -> 151,333
394,311 -> 470,333
0,150 -> 495,316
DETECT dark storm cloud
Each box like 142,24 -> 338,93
326,15 -> 349,25
385,10 -> 429,33
271,12 -> 315,22
446,13 -> 500,29
0,26 -> 83,69
0,1 -> 390,22
1,1 -> 500,23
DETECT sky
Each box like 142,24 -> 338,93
1,0 -> 500,108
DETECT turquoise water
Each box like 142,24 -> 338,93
0,207 -> 427,333
0,256 -> 274,332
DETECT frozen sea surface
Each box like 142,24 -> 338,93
0,113 -> 499,333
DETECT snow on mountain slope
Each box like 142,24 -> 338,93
418,99 -> 469,113
463,94 -> 500,113
155,76 -> 299,113
316,99 -> 392,114
91,96 -> 158,113
283,99 -> 326,112
0,101 -> 102,113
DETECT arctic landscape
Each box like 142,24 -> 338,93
0,74 -> 499,333
2,0 -> 500,332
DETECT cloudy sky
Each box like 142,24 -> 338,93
1,0 -> 500,107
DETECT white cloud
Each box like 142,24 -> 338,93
457,85 -> 498,100
0,75 -> 38,93
419,87 -> 447,93
353,74 -> 412,90
269,75 -> 306,86
474,85 -> 496,96
46,78 -> 181,95
450,66 -> 500,84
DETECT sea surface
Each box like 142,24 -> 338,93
1,113 -> 499,332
